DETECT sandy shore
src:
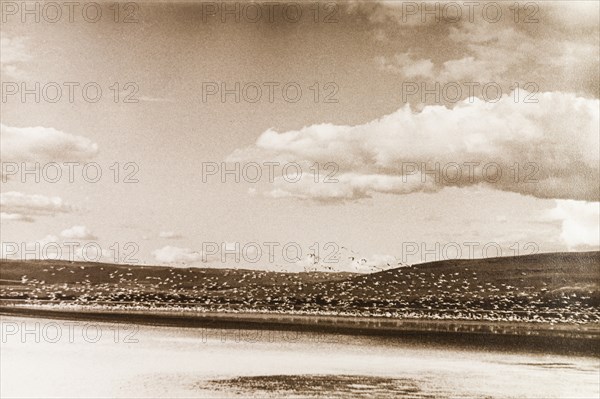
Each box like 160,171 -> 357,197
1,304 -> 598,356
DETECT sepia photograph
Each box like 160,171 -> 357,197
0,1 -> 599,398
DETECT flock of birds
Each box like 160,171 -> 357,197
299,248 -> 410,273
1,259 -> 598,324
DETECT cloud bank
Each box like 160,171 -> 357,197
1,124 -> 98,163
1,191 -> 72,221
229,91 -> 599,202
550,200 -> 600,249
60,225 -> 97,240
152,246 -> 202,264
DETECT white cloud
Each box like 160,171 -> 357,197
265,172 -> 436,201
1,124 -> 98,163
152,245 -> 202,264
375,11 -> 599,96
1,235 -> 60,260
159,231 -> 182,239
0,36 -> 30,79
376,53 -> 434,78
36,235 -> 59,246
549,200 -> 600,249
0,212 -> 34,222
60,225 -> 97,240
0,191 -> 71,221
32,235 -> 62,260
73,245 -> 112,262
229,91 -> 599,202
137,96 -> 174,103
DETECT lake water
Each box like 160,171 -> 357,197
1,316 -> 598,398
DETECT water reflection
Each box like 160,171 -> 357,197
1,316 -> 598,398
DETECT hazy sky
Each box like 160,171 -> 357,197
1,1 -> 599,271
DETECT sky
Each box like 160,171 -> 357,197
1,1 -> 599,272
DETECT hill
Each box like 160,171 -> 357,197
1,252 -> 598,323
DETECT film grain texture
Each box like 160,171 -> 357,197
1,1 -> 599,398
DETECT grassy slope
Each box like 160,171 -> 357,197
0,258 -> 356,287
1,252 -> 598,320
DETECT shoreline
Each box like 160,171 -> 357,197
2,305 -> 598,357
